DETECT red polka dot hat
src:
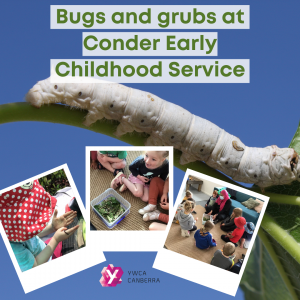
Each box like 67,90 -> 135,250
0,180 -> 56,242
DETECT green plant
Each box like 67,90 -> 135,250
94,197 -> 125,223
39,169 -> 70,195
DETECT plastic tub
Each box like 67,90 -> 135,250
202,213 -> 214,225
91,188 -> 131,229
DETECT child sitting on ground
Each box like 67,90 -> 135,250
221,217 -> 246,247
111,151 -> 169,204
205,190 -> 218,208
194,220 -> 216,249
178,201 -> 198,237
240,222 -> 255,248
220,208 -> 243,232
211,242 -> 236,270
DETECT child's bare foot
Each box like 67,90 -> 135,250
111,172 -> 125,189
119,176 -> 128,192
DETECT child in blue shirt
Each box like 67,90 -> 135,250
194,220 -> 216,249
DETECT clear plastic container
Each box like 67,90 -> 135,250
91,188 -> 131,229
202,213 -> 214,225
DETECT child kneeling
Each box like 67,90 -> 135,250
178,201 -> 198,237
211,242 -> 236,270
194,220 -> 216,249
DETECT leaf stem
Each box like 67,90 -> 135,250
260,213 -> 300,265
258,228 -> 298,300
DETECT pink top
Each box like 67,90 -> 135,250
215,190 -> 230,211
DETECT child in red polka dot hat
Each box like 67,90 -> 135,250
0,180 -> 79,272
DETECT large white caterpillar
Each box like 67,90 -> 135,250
25,76 -> 299,187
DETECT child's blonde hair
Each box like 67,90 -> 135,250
223,242 -> 236,256
230,208 -> 243,220
184,201 -> 192,212
185,190 -> 192,197
158,151 -> 169,158
212,190 -> 218,196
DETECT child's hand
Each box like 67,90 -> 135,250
160,202 -> 169,210
52,209 -> 77,231
161,193 -> 168,204
195,217 -> 198,221
137,175 -> 149,183
53,225 -> 79,243
221,223 -> 225,226
205,204 -> 207,207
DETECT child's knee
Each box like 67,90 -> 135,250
120,160 -> 127,168
133,190 -> 143,198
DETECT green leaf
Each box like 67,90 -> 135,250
241,124 -> 300,300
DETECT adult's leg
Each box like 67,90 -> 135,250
205,205 -> 213,214
215,213 -> 227,223
211,203 -> 220,215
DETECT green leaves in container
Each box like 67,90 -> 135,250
94,196 -> 125,224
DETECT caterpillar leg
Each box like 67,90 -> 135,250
83,110 -> 104,127
114,122 -> 134,137
145,135 -> 161,146
179,152 -> 197,165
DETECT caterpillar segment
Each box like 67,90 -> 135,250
25,76 -> 300,188
144,101 -> 193,148
115,89 -> 164,137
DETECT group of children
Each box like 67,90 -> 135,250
175,189 -> 255,271
91,150 -> 169,226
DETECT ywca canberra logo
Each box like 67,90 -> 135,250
100,264 -> 123,287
